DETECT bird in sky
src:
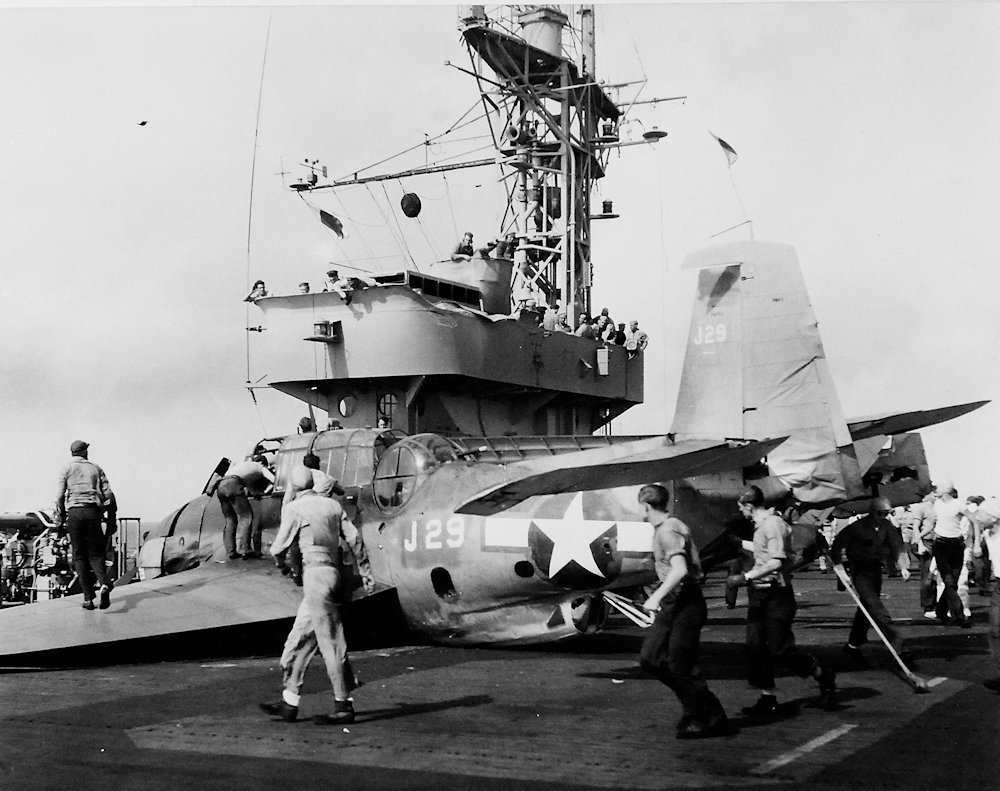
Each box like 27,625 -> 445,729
137,121 -> 147,126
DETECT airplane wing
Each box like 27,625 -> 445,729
846,400 -> 988,441
0,562 -> 399,668
456,436 -> 786,516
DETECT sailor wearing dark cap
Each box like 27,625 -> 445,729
727,485 -> 836,715
831,497 -> 912,666
55,440 -> 115,610
323,268 -> 354,304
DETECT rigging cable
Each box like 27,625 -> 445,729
330,100 -> 488,184
380,181 -> 416,267
400,178 -> 442,262
245,12 -> 272,387
443,174 -> 460,243
363,182 -> 412,268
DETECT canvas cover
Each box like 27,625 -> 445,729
671,241 -> 862,505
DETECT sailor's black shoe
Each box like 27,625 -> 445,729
676,715 -> 735,740
817,666 -> 837,709
98,584 -> 112,610
842,643 -> 866,667
741,695 -> 778,718
315,699 -> 355,725
81,600 -> 96,611
243,551 -> 263,560
259,700 -> 298,722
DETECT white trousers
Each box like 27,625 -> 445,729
280,564 -> 353,704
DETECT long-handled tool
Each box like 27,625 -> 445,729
822,549 -> 930,693
603,590 -> 654,628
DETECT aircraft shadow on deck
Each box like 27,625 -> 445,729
341,694 -> 494,724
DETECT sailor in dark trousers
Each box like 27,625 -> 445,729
831,497 -> 911,664
728,486 -> 836,715
722,513 -> 755,609
638,484 -> 731,739
55,440 -> 115,610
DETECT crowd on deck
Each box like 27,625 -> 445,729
643,477 -> 1000,739
41,422 -> 1000,737
513,301 -> 650,357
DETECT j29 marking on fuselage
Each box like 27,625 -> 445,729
404,517 -> 466,552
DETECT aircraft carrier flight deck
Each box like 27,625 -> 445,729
1,571 -> 995,791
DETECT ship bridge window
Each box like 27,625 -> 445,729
377,393 -> 398,427
373,433 -> 459,511
372,271 -> 482,309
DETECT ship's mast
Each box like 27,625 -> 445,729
460,4 -> 620,325
251,5 -> 645,438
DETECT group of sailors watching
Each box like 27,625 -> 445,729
245,268 -> 379,306
243,229 -> 650,359
450,230 -> 518,262
516,301 -> 649,356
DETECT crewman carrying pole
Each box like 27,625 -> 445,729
831,496 -> 912,667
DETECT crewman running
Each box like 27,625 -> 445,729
638,484 -> 732,739
831,497 -> 911,666
727,486 -> 836,715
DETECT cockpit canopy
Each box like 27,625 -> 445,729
373,433 -> 461,511
270,427 -> 406,496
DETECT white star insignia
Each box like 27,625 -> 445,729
531,492 -> 616,577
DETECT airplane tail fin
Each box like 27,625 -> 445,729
670,241 -> 862,506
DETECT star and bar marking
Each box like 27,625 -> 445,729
483,492 -> 651,578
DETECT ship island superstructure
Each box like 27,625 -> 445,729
250,6 -> 661,437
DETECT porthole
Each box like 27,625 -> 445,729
338,395 -> 357,417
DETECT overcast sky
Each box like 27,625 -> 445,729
1,2 -> 997,524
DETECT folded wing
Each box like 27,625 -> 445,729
846,401 -> 988,441
456,435 -> 786,516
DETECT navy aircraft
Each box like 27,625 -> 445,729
0,241 -> 984,666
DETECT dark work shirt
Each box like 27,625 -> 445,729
831,514 -> 904,569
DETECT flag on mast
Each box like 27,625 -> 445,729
712,134 -> 738,167
319,209 -> 345,238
